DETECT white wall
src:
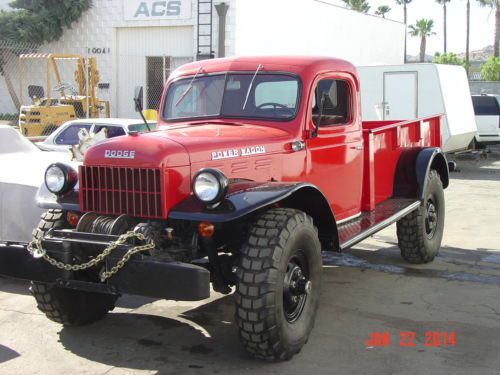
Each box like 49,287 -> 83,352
35,0 -> 201,117
22,0 -> 235,117
115,26 -> 194,118
1,0 -> 405,118
233,0 -> 405,65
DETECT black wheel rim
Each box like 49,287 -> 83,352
283,251 -> 311,323
425,197 -> 438,240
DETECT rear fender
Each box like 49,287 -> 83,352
169,182 -> 338,250
416,148 -> 449,197
393,148 -> 449,200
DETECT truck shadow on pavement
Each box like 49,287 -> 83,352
324,244 -> 500,286
449,145 -> 500,182
0,344 -> 20,365
55,245 -> 500,373
0,276 -> 31,296
57,296 -> 271,372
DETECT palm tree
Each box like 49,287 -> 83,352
375,5 -> 392,18
436,0 -> 451,53
409,19 -> 436,62
477,0 -> 500,57
342,0 -> 371,13
395,0 -> 413,62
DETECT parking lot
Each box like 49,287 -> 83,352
1,146 -> 499,375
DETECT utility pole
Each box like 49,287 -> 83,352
466,0 -> 470,77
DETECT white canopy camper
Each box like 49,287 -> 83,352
357,64 -> 477,153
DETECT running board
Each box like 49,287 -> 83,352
338,198 -> 421,250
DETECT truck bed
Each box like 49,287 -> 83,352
360,115 -> 442,211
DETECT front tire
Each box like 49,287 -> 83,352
397,170 -> 445,264
30,210 -> 117,326
235,208 -> 322,360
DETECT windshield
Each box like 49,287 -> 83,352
129,122 -> 157,132
163,73 -> 300,122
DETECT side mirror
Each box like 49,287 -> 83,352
134,86 -> 144,112
133,86 -> 151,132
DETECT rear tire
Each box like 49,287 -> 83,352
397,170 -> 445,264
235,208 -> 322,360
30,210 -> 117,326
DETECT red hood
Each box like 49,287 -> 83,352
84,123 -> 293,168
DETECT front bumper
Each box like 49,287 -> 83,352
476,133 -> 500,145
0,230 -> 210,301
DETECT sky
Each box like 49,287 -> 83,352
336,0 -> 496,56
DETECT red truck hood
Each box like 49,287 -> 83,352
84,123 -> 293,168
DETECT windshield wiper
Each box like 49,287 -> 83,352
175,66 -> 204,107
242,64 -> 263,111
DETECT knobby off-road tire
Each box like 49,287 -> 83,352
30,209 -> 117,326
397,170 -> 445,264
235,208 -> 322,360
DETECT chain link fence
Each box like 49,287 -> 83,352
1,37 -> 195,136
0,39 -> 40,126
114,53 -> 193,120
0,39 -> 114,138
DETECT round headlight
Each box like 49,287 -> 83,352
193,169 -> 228,205
45,163 -> 77,195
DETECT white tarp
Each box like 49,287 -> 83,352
0,126 -> 72,243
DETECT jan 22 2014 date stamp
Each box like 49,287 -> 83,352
366,331 -> 457,348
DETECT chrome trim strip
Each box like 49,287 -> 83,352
337,212 -> 362,225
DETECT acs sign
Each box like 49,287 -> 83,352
124,0 -> 191,21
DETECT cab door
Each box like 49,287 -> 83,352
305,73 -> 364,221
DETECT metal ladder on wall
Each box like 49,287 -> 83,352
197,0 -> 214,60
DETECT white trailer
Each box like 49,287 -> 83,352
357,64 -> 477,153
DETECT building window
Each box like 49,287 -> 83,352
312,79 -> 352,127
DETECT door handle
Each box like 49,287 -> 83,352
350,146 -> 363,151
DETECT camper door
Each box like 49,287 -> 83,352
383,72 -> 418,120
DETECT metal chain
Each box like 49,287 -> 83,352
26,231 -> 155,281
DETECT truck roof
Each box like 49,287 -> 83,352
171,56 -> 359,84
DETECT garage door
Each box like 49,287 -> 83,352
116,26 -> 194,118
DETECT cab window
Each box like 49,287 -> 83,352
312,79 -> 352,127
255,80 -> 299,111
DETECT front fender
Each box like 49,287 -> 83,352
168,181 -> 314,222
169,181 -> 339,250
36,183 -> 80,211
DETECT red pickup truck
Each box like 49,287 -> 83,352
1,56 -> 449,360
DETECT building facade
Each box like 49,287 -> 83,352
0,0 -> 405,118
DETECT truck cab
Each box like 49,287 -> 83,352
154,57 -> 364,222
1,56 -> 449,361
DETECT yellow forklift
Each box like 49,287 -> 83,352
18,53 -> 110,137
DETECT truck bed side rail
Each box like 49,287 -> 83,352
361,115 -> 443,211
